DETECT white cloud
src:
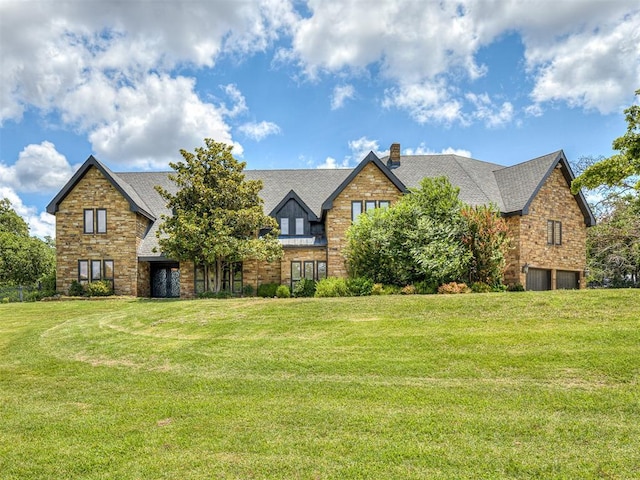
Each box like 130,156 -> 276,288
219,84 -> 249,118
403,143 -> 472,158
383,80 -> 463,125
239,121 -> 281,141
0,186 -> 55,239
316,156 -> 350,169
330,84 -> 355,110
526,10 -> 640,114
465,93 -> 514,128
2,142 -> 76,193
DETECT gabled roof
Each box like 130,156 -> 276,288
321,151 -> 407,211
46,155 -> 156,221
269,189 -> 319,221
494,150 -> 595,226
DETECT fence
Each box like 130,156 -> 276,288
0,284 -> 44,303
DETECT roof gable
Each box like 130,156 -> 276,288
46,155 -> 155,221
269,189 -> 319,221
321,151 -> 406,211
495,150 -> 595,226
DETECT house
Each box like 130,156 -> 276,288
46,144 -> 595,297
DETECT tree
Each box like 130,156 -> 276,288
460,204 -> 510,286
572,89 -> 640,194
0,198 -> 56,286
156,139 -> 282,292
345,177 -> 470,286
586,196 -> 640,287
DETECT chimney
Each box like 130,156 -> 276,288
388,142 -> 401,168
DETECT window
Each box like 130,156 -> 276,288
547,220 -> 562,245
91,260 -> 102,281
103,260 -> 114,289
84,209 -> 94,234
195,264 -> 206,294
365,200 -> 376,212
317,261 -> 327,280
78,260 -> 89,284
379,200 -> 390,209
295,217 -> 304,235
291,261 -> 302,290
351,201 -> 362,222
97,209 -> 107,233
84,208 -> 107,234
280,217 -> 289,235
304,261 -> 314,279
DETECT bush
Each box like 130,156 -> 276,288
242,284 -> 255,297
507,283 -> 525,292
257,283 -> 279,298
371,283 -> 384,295
438,282 -> 471,294
471,282 -> 493,293
68,280 -> 85,297
414,280 -> 438,295
86,280 -> 113,297
293,278 -> 316,298
315,277 -> 350,297
401,285 -> 417,295
382,284 -> 401,295
276,285 -> 290,298
198,290 -> 232,299
347,277 -> 373,296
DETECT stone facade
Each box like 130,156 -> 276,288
325,162 -> 403,278
55,166 -> 146,296
503,167 -> 587,289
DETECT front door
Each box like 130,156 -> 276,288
151,263 -> 180,298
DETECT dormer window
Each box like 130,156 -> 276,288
280,217 -> 289,235
295,217 -> 304,235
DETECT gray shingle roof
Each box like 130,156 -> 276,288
49,149 -> 595,260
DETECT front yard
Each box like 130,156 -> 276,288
1,289 -> 638,479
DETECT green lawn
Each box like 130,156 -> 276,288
1,290 -> 639,479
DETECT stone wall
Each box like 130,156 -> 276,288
55,166 -> 143,296
325,162 -> 403,278
503,166 -> 588,288
280,247 -> 328,287
242,258 -> 282,291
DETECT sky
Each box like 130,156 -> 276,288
1,0 -> 639,239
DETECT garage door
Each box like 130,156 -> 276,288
526,268 -> 551,291
557,270 -> 579,290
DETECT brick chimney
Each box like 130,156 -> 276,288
387,142 -> 401,168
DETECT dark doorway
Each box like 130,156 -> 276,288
557,270 -> 579,290
526,268 -> 551,291
151,263 -> 180,298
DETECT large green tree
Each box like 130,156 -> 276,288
572,89 -> 640,194
156,139 -> 282,292
345,177 -> 471,286
0,198 -> 56,286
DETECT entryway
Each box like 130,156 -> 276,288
151,262 -> 180,298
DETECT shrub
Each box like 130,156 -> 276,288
414,280 -> 438,295
68,280 -> 85,297
382,284 -> 402,295
86,280 -> 113,297
347,277 -> 373,296
293,278 -> 316,298
471,282 -> 493,293
315,277 -> 349,297
242,284 -> 255,297
401,284 -> 417,295
438,282 -> 471,294
507,283 -> 525,292
257,283 -> 279,298
276,285 -> 290,298
371,283 -> 384,295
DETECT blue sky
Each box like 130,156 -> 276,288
1,0 -> 638,238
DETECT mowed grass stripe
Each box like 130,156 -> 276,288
1,290 -> 639,479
